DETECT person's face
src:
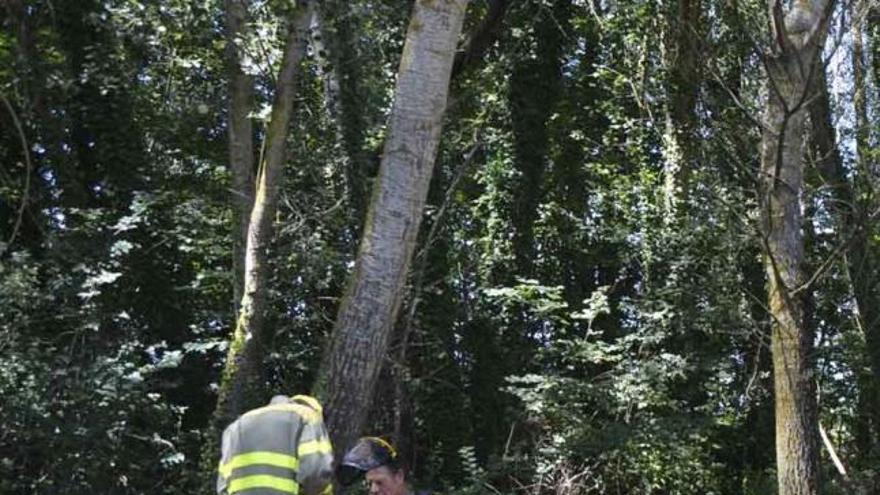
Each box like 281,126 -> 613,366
365,465 -> 406,495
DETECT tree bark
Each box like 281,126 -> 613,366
662,0 -> 701,216
225,0 -> 256,317
312,0 -> 469,458
213,4 -> 312,429
760,2 -> 834,494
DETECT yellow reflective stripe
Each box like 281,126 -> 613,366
219,451 -> 299,478
321,483 -> 333,495
291,395 -> 323,413
229,474 -> 299,494
298,438 -> 332,457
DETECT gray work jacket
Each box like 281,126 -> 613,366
217,395 -> 334,495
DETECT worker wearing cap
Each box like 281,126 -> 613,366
217,395 -> 334,495
338,437 -> 427,495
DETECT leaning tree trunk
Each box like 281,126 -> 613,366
760,2 -> 833,494
662,0 -> 701,216
225,0 -> 256,316
313,0 -> 469,458
213,4 -> 312,429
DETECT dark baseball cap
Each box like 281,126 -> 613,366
337,437 -> 399,485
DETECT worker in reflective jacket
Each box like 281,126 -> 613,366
217,395 -> 334,495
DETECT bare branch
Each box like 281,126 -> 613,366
770,0 -> 791,53
402,135 -> 484,348
792,205 -> 880,295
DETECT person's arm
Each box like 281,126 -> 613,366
216,424 -> 234,494
296,415 -> 334,495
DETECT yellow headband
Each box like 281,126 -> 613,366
366,436 -> 398,459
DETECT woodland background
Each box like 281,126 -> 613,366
1,0 -> 879,493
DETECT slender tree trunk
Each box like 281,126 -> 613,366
508,0 -> 570,275
313,0 -> 469,458
662,0 -> 701,215
809,66 -> 870,455
225,0 -> 256,316
2,1 -> 44,250
809,10 -> 880,462
859,4 -> 880,484
871,5 -> 880,105
451,0 -> 510,79
213,4 -> 312,429
760,2 -> 833,494
308,0 -> 369,235
763,64 -> 818,495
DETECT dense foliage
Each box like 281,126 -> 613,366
1,0 -> 878,493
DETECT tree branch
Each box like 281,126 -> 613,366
451,0 -> 510,79
1,94 -> 32,255
792,205 -> 880,296
805,0 -> 839,49
770,0 -> 792,53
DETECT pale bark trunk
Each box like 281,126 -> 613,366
313,0 -> 469,457
662,0 -> 701,215
388,1 -> 510,460
225,0 -> 255,316
214,5 -> 312,428
760,2 -> 833,494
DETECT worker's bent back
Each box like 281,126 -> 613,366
217,395 -> 334,495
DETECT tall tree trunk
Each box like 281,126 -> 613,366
662,0 -> 701,215
760,2 -> 833,493
313,0 -> 469,458
809,9 -> 880,462
809,64 -> 868,455
1,1 -> 44,251
451,0 -> 510,79
308,1 -> 370,235
225,0 -> 256,317
213,4 -> 312,430
508,0 -> 570,275
860,3 -> 880,466
871,4 -> 880,105
56,0 -> 146,209
810,15 -> 880,464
